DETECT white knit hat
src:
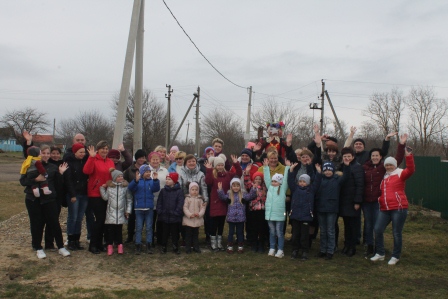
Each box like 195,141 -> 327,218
384,157 -> 397,167
230,177 -> 242,187
271,173 -> 284,184
209,154 -> 227,167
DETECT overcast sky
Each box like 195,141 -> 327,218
1,0 -> 447,142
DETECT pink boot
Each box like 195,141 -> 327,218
107,245 -> 113,256
118,244 -> 124,254
32,187 -> 40,197
42,186 -> 52,195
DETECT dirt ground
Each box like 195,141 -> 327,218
0,208 -> 192,293
0,163 -> 20,182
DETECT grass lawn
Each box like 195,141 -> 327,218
0,204 -> 447,298
0,182 -> 25,222
0,152 -> 23,164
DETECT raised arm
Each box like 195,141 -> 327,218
395,133 -> 407,165
280,166 -> 290,194
344,126 -> 356,148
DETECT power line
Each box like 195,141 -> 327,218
162,0 -> 247,89
325,79 -> 448,89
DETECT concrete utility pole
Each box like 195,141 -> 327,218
185,120 -> 190,144
195,86 -> 201,156
320,79 -> 325,135
133,0 -> 144,153
171,92 -> 198,143
165,84 -> 173,148
113,0 -> 143,150
244,86 -> 253,145
325,90 -> 346,140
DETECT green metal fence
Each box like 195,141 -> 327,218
405,156 -> 448,219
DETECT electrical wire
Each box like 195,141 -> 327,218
162,0 -> 247,89
325,79 -> 448,89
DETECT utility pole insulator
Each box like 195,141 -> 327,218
165,84 -> 173,148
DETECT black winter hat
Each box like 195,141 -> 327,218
27,146 -> 41,158
353,138 -> 366,147
240,148 -> 253,159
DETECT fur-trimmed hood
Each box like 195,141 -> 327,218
105,180 -> 129,188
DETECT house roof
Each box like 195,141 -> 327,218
32,134 -> 54,143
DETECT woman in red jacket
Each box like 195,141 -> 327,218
362,133 -> 407,257
370,145 -> 415,265
83,140 -> 115,254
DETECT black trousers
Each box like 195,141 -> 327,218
162,222 -> 180,248
185,226 -> 199,250
44,203 -> 61,247
106,224 -> 123,245
152,210 -> 164,244
291,219 -> 310,252
26,198 -> 64,250
343,216 -> 359,248
246,210 -> 268,244
88,197 -> 107,249
209,215 -> 226,236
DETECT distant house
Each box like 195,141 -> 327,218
32,134 -> 54,144
0,127 -> 17,145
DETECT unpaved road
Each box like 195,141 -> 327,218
0,163 -> 20,182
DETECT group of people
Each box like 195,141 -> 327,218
19,121 -> 415,266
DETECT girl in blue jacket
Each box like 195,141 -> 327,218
288,163 -> 322,260
263,159 -> 290,259
128,165 -> 160,254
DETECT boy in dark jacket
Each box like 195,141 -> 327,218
288,163 -> 322,260
157,173 -> 185,254
315,161 -> 350,260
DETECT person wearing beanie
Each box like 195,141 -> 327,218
123,149 -> 147,244
83,140 -> 115,254
363,134 -> 408,257
217,178 -> 257,254
157,169 -> 185,254
338,147 -> 365,257
263,158 -> 290,259
288,163 -> 322,260
20,144 -> 71,259
107,144 -> 133,172
64,142 -> 89,251
371,141 -> 414,265
183,182 -> 206,253
315,157 -> 351,260
245,171 -> 268,253
128,164 -> 160,254
100,168 -> 132,256
205,154 -> 242,251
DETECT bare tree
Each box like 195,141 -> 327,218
363,88 -> 404,137
111,89 -> 176,153
201,108 -> 245,155
0,107 -> 51,145
58,110 -> 114,147
251,98 -> 316,148
406,87 -> 448,155
324,117 -> 349,144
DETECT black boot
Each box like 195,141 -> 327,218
257,241 -> 265,253
173,245 -> 180,255
346,247 -> 356,257
161,246 -> 167,254
89,246 -> 100,254
74,234 -> 84,250
291,250 -> 299,259
67,235 -> 77,251
341,246 -> 349,255
135,244 -> 142,255
301,252 -> 309,260
146,243 -> 153,254
251,241 -> 258,252
325,253 -> 333,260
364,245 -> 374,256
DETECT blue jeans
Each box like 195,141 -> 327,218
374,209 -> 407,259
135,209 -> 154,245
66,194 -> 89,235
318,212 -> 338,254
363,202 -> 379,246
228,222 -> 244,243
268,221 -> 285,250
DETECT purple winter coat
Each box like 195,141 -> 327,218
217,188 -> 257,223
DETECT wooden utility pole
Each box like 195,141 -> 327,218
244,86 -> 253,145
165,84 -> 173,148
195,86 -> 201,156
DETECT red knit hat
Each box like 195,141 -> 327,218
107,149 -> 121,159
167,172 -> 179,184
72,143 -> 85,154
252,171 -> 264,182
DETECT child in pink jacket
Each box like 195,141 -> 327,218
182,182 -> 206,253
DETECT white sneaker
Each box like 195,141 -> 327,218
370,253 -> 385,262
36,249 -> 46,259
275,249 -> 284,258
388,257 -> 399,265
64,240 -> 68,246
58,247 -> 71,257
268,248 -> 275,256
